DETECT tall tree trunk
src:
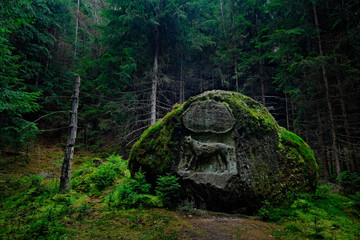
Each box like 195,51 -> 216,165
179,52 -> 184,104
255,3 -> 265,105
259,61 -> 265,105
74,0 -> 80,59
200,69 -> 203,93
313,4 -> 341,177
151,24 -> 160,125
235,59 -> 239,92
335,58 -> 356,172
219,0 -> 225,34
290,96 -> 297,134
317,110 -> 330,179
59,75 -> 80,193
285,93 -> 290,130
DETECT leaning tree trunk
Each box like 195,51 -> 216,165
59,75 -> 80,193
313,4 -> 341,177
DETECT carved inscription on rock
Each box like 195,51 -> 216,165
182,100 -> 235,133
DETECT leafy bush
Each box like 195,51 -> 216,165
155,174 -> 181,208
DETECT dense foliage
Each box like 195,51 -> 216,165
1,0 -> 359,180
0,154 -> 359,239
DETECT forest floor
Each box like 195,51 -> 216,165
180,214 -> 279,239
1,145 -> 359,239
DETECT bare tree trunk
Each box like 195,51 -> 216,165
317,110 -> 330,179
212,71 -> 215,89
219,0 -> 225,34
255,4 -> 265,105
285,93 -> 290,130
259,61 -> 265,105
200,70 -> 203,93
179,53 -> 184,104
74,0 -> 80,59
235,59 -> 239,92
290,97 -> 297,134
313,4 -> 341,177
59,75 -> 80,193
335,58 -> 356,172
151,23 -> 160,125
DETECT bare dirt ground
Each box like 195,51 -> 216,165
180,213 -> 279,240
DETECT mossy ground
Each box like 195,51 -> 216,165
0,147 -> 359,239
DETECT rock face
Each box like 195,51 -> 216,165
129,90 -> 318,214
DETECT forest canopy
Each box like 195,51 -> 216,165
1,0 -> 360,180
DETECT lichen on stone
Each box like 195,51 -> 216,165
128,90 -> 318,214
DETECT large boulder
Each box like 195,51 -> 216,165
129,90 -> 318,213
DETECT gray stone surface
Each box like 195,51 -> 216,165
129,90 -> 318,214
182,100 -> 235,133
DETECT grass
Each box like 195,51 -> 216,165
0,148 -> 359,239
259,185 -> 360,239
0,153 -> 187,239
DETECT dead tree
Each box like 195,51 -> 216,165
59,75 -> 80,193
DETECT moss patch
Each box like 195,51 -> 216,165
278,127 -> 318,195
128,90 -> 318,211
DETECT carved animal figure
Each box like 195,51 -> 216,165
184,136 -> 234,172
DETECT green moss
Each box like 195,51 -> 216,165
129,105 -> 184,182
129,90 -> 318,205
278,127 -> 318,195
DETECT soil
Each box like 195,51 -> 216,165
180,212 -> 279,240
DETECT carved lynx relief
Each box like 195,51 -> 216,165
179,100 -> 237,174
183,136 -> 234,172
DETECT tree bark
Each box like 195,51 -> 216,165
285,93 -> 290,130
74,0 -> 80,59
313,3 -> 341,177
151,22 -> 160,125
317,110 -> 330,179
255,3 -> 265,106
259,61 -> 265,105
290,96 -> 297,134
59,75 -> 81,193
335,58 -> 356,172
179,52 -> 184,104
235,59 -> 239,92
219,0 -> 225,34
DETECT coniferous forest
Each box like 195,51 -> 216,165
1,0 -> 360,239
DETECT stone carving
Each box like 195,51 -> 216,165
183,136 -> 234,173
182,100 -> 235,133
129,90 -> 318,214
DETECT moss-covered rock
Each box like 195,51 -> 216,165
129,90 -> 318,214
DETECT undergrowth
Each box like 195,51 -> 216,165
0,155 -> 183,239
1,152 -> 359,240
258,185 -> 360,239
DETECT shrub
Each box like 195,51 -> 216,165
130,170 -> 151,194
107,179 -> 161,209
91,162 -> 117,191
72,155 -> 128,193
155,174 -> 181,208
